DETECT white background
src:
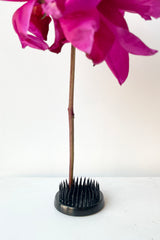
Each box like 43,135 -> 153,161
0,3 -> 160,177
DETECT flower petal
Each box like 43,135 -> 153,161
12,0 -> 49,50
87,15 -> 115,64
59,10 -> 99,53
149,0 -> 160,18
99,3 -> 157,56
19,34 -> 49,49
105,41 -> 129,85
64,0 -> 101,13
56,0 -> 66,12
107,0 -> 159,19
29,5 -> 51,41
116,27 -> 158,56
49,19 -> 68,53
12,0 -> 35,35
98,0 -> 128,29
2,0 -> 26,2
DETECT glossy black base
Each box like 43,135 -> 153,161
54,178 -> 104,216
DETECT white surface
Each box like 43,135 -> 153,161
0,3 -> 160,177
0,177 -> 160,240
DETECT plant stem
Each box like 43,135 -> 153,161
68,45 -> 76,188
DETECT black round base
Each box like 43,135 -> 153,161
54,178 -> 104,216
54,191 -> 104,216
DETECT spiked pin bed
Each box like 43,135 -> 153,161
54,177 -> 104,216
59,178 -> 100,208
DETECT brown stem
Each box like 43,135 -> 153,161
68,45 -> 76,188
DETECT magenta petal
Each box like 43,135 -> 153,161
12,0 -> 35,35
109,0 -> 160,19
105,41 -> 129,85
2,0 -> 26,1
56,0 -> 66,11
12,0 -> 49,50
87,16 -> 115,64
29,5 -> 51,41
110,0 -> 150,15
98,0 -> 128,30
116,28 -> 158,56
149,0 -> 160,18
49,20 -> 68,53
60,10 -> 99,53
20,34 -> 48,50
64,0 -> 101,13
98,3 -> 157,57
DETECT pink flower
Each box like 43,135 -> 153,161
2,0 -> 160,84
11,0 -> 51,50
